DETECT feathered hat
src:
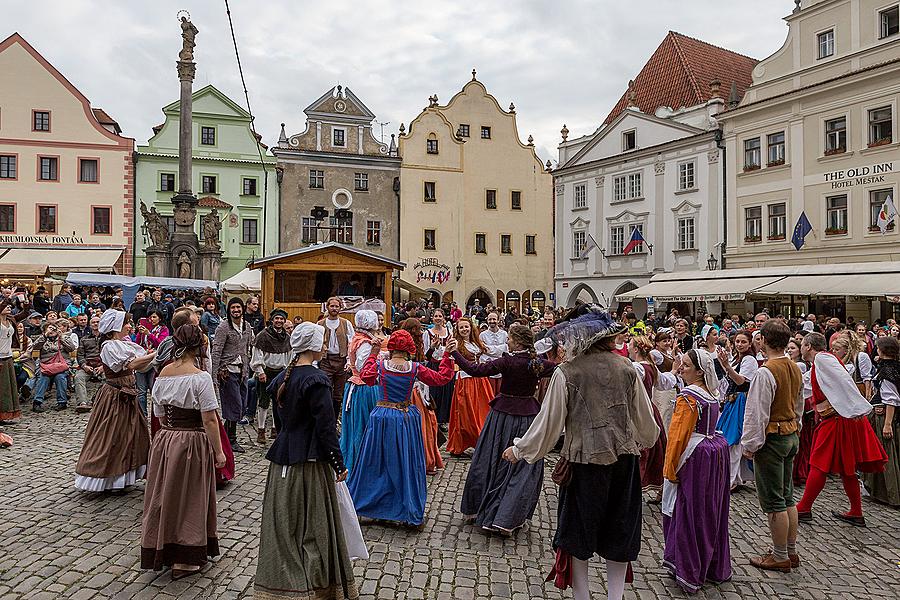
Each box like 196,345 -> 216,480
551,305 -> 627,358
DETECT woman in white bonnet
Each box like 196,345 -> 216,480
74,309 -> 157,492
254,322 -> 357,600
339,309 -> 384,472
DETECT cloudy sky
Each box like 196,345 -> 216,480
8,1 -> 792,161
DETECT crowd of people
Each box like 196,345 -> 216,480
2,283 -> 899,600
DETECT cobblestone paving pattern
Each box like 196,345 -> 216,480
1,408 -> 899,599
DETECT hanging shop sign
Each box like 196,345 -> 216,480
414,258 -> 452,285
824,162 -> 895,189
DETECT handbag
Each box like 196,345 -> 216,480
551,456 -> 572,487
40,349 -> 69,376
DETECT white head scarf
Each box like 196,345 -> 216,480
802,320 -> 815,332
354,309 -> 378,331
98,309 -> 126,335
700,324 -> 717,341
291,322 -> 325,353
694,349 -> 721,401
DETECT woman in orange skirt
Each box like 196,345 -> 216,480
399,318 -> 444,475
447,318 -> 493,457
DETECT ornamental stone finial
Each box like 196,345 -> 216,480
560,124 -> 569,141
472,68 -> 477,81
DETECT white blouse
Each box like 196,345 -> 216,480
881,380 -> 900,407
151,371 -> 219,416
0,321 -> 13,358
844,352 -> 873,382
457,341 -> 488,379
100,340 -> 147,372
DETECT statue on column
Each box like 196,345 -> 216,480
177,251 -> 192,279
179,16 -> 198,61
141,201 -> 169,247
201,209 -> 222,249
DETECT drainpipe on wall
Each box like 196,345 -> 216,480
393,175 -> 401,300
715,129 -> 727,270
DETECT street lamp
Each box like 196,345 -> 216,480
707,253 -> 719,271
456,262 -> 463,281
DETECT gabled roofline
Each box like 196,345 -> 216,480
553,130 -> 715,176
161,84 -> 251,120
304,86 -> 377,122
0,32 -> 133,148
562,108 -> 704,168
249,241 -> 405,269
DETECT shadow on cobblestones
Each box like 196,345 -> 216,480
1,410 -> 899,599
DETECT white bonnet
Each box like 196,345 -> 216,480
291,322 -> 325,353
98,309 -> 126,335
355,309 -> 378,331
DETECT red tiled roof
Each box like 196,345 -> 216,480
91,107 -> 122,134
603,31 -> 758,125
197,196 -> 232,209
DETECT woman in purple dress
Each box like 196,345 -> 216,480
662,348 -> 731,595
453,324 -> 556,535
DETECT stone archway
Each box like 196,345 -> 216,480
566,283 -> 599,307
466,287 -> 493,311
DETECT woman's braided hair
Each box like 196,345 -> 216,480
277,353 -> 302,409
508,323 -> 543,376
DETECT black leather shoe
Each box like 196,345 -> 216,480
32,404 -> 46,413
797,510 -> 813,523
231,440 -> 246,453
832,510 -> 866,527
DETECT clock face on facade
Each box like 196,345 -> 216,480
334,99 -> 346,113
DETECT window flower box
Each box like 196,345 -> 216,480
743,164 -> 761,172
868,137 -> 892,148
766,159 -> 785,167
767,234 -> 786,241
825,227 -> 847,236
824,147 -> 846,156
744,235 -> 762,243
869,223 -> 895,232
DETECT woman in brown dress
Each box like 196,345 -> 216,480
141,324 -> 225,579
74,310 -> 155,492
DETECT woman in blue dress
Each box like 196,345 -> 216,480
348,329 -> 456,528
339,310 -> 385,472
715,329 -> 759,490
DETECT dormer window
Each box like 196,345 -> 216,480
880,6 -> 899,39
817,29 -> 834,59
622,130 -> 636,151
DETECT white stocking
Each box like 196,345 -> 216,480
571,557 -> 590,600
606,560 -> 628,600
257,407 -> 268,430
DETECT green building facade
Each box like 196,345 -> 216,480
134,85 -> 277,279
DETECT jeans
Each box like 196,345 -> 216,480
135,369 -> 156,415
74,369 -> 104,406
34,372 -> 69,407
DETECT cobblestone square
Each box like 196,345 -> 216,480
1,409 -> 899,599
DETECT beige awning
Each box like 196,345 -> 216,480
615,276 -> 784,303
396,278 -> 429,297
0,263 -> 51,278
0,248 -> 123,273
752,273 -> 900,297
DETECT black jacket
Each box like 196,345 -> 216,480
265,365 -> 345,473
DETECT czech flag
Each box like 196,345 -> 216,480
622,227 -> 645,255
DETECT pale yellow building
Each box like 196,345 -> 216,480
718,0 -> 900,320
0,33 -> 134,276
398,74 -> 553,312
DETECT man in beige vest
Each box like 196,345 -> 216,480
317,297 -> 355,417
742,320 -> 803,573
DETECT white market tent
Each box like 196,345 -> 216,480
219,268 -> 261,293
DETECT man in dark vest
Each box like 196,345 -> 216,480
250,308 -> 293,444
741,320 -> 803,572
317,297 -> 355,418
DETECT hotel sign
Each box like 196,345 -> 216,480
414,257 -> 452,285
825,162 -> 894,189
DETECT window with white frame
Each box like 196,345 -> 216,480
622,130 -> 636,151
817,29 -> 835,58
366,220 -> 381,245
329,216 -> 352,244
678,161 -> 695,191
868,106 -> 893,145
424,228 -> 436,250
869,188 -> 895,231
628,173 -> 642,198
354,172 -> 368,191
301,217 -> 316,243
745,206 -> 762,241
572,230 -> 586,258
309,169 -> 324,189
826,195 -> 848,233
613,175 -> 627,201
768,203 -> 786,239
880,6 -> 899,38
574,184 -> 587,208
767,132 -> 785,165
610,226 -> 625,255
332,127 -> 346,147
744,138 -> 761,169
825,117 -> 847,153
677,217 -> 695,250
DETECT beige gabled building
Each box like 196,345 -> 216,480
0,33 -> 134,275
398,73 -> 553,312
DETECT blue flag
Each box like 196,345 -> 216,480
791,211 -> 813,251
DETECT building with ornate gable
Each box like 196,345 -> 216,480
134,85 -> 276,279
398,73 -> 553,312
553,32 -> 757,312
0,33 -> 135,275
274,86 -> 401,260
